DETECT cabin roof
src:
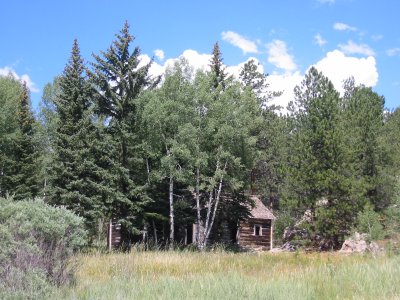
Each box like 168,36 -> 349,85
249,195 -> 276,220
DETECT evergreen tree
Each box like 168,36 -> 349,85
209,42 -> 227,90
288,67 -> 353,248
238,59 -> 286,207
49,40 -> 112,237
89,22 -> 158,238
0,75 -> 22,197
342,84 -> 386,209
9,82 -> 40,200
239,59 -> 281,109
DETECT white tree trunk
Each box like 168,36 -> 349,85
204,162 -> 227,246
200,160 -> 228,250
169,175 -> 174,249
195,166 -> 202,249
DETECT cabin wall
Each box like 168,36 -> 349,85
238,218 -> 272,250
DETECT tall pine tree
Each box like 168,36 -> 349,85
288,67 -> 353,248
9,82 -> 40,200
49,40 -> 112,237
89,22 -> 158,238
0,75 -> 22,197
209,42 -> 227,90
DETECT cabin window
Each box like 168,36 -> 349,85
254,225 -> 262,236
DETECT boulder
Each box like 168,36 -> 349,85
339,239 -> 368,253
339,232 -> 382,254
270,241 -> 296,253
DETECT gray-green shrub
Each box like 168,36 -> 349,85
0,197 -> 87,299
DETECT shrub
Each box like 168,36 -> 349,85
356,203 -> 384,241
273,210 -> 295,244
0,197 -> 87,299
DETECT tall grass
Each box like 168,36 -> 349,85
54,251 -> 400,299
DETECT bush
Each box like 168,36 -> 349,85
0,197 -> 87,299
356,203 -> 384,241
273,210 -> 295,244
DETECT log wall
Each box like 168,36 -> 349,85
238,218 -> 272,250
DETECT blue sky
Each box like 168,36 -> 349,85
1,0 -> 399,111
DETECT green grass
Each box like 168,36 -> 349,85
53,251 -> 400,300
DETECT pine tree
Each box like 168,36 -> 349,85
342,84 -> 386,209
49,40 -> 112,237
209,42 -> 227,90
89,22 -> 158,238
239,59 -> 281,109
0,75 -> 22,197
288,67 -> 353,248
238,59 -> 286,206
9,82 -> 40,200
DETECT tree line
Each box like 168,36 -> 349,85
1,22 -> 399,250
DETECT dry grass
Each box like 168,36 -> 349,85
53,250 -> 400,299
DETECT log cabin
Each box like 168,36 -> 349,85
236,195 -> 276,250
192,195 -> 276,250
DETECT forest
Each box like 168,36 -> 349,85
1,21 -> 400,256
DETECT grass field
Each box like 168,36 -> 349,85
53,250 -> 400,300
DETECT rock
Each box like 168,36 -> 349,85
339,232 -> 382,254
269,241 -> 296,252
294,209 -> 313,227
269,247 -> 284,253
339,239 -> 367,253
368,241 -> 381,254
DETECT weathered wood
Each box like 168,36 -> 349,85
107,219 -> 122,250
238,218 -> 273,250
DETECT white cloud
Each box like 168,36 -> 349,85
338,40 -> 375,56
0,66 -> 39,93
154,49 -> 165,61
264,50 -> 379,111
317,0 -> 335,4
221,31 -> 258,54
314,50 -> 378,93
139,50 -> 213,81
225,57 -> 264,79
386,48 -> 400,57
314,34 -> 327,47
167,49 -> 212,73
333,22 -> 357,32
371,35 -> 383,41
267,40 -> 297,72
268,72 -> 303,110
139,47 -> 378,114
138,54 -> 165,79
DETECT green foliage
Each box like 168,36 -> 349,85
342,81 -> 387,210
356,203 -> 384,241
36,77 -> 61,197
89,22 -> 158,237
11,83 -> 40,200
239,58 -> 282,109
0,75 -> 22,197
49,40 -> 112,238
0,197 -> 87,299
0,76 -> 40,200
283,68 -> 385,248
7,22 -> 396,252
273,210 -> 295,243
209,42 -> 227,90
